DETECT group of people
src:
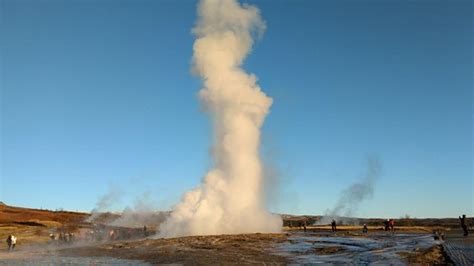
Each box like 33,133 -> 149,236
329,220 -> 383,233
326,219 -> 388,233
330,219 -> 368,233
327,215 -> 469,237
49,232 -> 75,243
6,235 -> 16,251
86,225 -> 149,242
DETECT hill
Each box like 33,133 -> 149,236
0,203 -> 89,245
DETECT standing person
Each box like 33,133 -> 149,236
6,235 -> 16,251
384,219 -> 389,231
6,235 -> 12,251
363,224 -> 368,233
109,229 -> 115,241
459,214 -> 469,236
11,235 -> 16,251
389,219 -> 395,232
303,221 -> 307,232
331,219 -> 337,232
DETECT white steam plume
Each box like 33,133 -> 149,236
159,0 -> 281,237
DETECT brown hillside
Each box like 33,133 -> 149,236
0,204 -> 89,226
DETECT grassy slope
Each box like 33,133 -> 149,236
0,203 -> 89,246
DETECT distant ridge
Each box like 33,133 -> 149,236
0,201 -> 6,206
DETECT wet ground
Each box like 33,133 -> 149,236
0,231 -> 448,265
443,230 -> 474,265
274,231 -> 440,264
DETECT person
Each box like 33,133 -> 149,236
384,219 -> 389,231
459,214 -> 469,236
11,235 -> 16,251
331,219 -> 337,232
363,224 -> 368,233
6,235 -> 16,251
303,221 -> 307,232
109,229 -> 116,241
433,230 -> 445,240
6,235 -> 12,251
143,225 -> 147,237
389,219 -> 395,232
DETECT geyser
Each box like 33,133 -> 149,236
159,0 -> 281,237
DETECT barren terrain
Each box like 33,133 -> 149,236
1,202 -> 471,264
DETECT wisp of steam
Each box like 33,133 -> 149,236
159,0 -> 282,237
318,157 -> 382,225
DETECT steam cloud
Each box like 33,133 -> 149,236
87,184 -> 122,222
109,192 -> 167,228
159,0 -> 281,237
319,157 -> 382,225
87,185 -> 166,228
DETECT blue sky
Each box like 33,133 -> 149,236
1,0 -> 472,218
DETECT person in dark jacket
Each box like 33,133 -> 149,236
363,224 -> 368,233
331,220 -> 337,232
459,214 -> 469,236
384,219 -> 389,231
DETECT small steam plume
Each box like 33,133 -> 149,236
86,184 -> 122,222
318,157 -> 382,225
159,0 -> 281,237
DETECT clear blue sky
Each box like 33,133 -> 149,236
1,0 -> 472,218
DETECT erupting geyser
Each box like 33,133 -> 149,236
159,0 -> 282,237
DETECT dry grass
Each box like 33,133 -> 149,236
0,204 -> 89,247
398,245 -> 451,264
0,204 -> 88,225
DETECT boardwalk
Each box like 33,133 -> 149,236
443,231 -> 474,266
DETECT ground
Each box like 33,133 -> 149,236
443,230 -> 474,265
1,203 -> 472,264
